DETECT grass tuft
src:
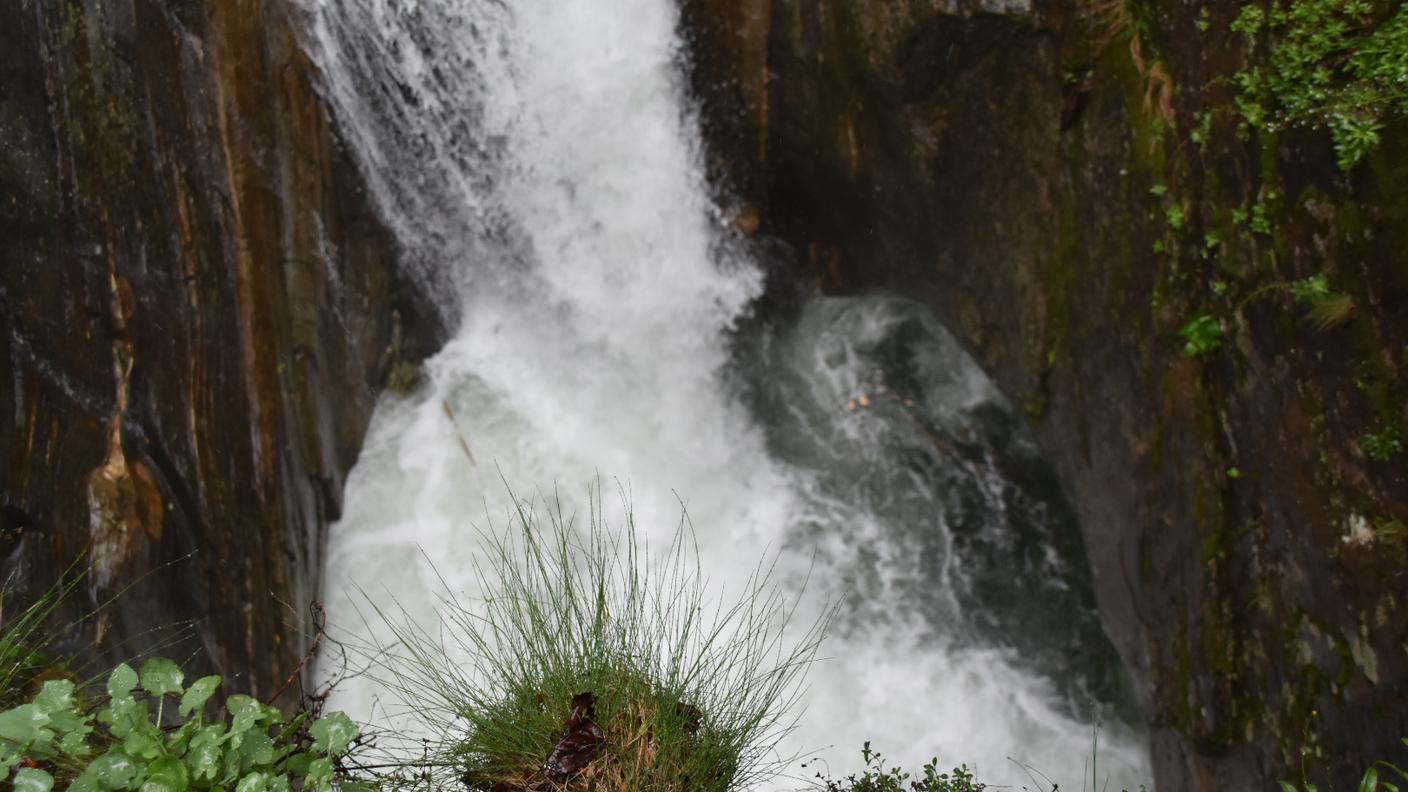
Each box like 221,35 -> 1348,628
0,566 -> 83,705
340,486 -> 831,791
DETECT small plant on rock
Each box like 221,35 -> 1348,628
1362,424 -> 1404,462
811,743 -> 986,792
343,490 -> 831,791
1179,312 -> 1224,358
1231,0 -> 1408,170
1279,737 -> 1408,792
0,658 -> 359,792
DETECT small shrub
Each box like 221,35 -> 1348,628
1232,0 -> 1408,169
1363,425 -> 1404,461
812,743 -> 985,792
0,659 -> 359,791
1290,274 -> 1332,304
1179,312 -> 1224,358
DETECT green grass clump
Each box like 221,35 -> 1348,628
345,490 -> 830,792
0,572 -> 79,707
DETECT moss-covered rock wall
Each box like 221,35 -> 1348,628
684,0 -> 1407,787
0,0 -> 432,703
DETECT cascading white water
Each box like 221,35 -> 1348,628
300,0 -> 1153,788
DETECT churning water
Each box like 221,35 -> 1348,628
299,0 -> 1152,787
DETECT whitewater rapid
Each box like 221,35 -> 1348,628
300,0 -> 1152,787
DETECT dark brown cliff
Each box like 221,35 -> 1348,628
684,0 -> 1408,788
1,0 -> 430,702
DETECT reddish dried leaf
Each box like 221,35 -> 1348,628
544,692 -> 607,779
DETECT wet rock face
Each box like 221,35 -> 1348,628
0,0 -> 433,703
686,0 -> 1407,788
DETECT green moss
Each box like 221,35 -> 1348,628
1042,193 -> 1083,360
48,0 -> 142,200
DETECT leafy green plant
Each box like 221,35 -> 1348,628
342,491 -> 831,792
1362,424 -> 1404,461
812,743 -> 985,792
1234,273 -> 1355,331
1232,0 -> 1408,169
0,658 -> 359,792
1288,274 -> 1356,329
1290,274 -> 1332,304
1179,312 -> 1224,357
1251,201 -> 1274,235
1166,204 -> 1187,231
1190,109 -> 1214,146
1279,737 -> 1408,792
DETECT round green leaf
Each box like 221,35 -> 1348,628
59,723 -> 94,757
90,750 -> 141,789
100,696 -> 150,740
304,757 -> 333,792
123,728 -> 162,761
139,658 -> 184,698
234,771 -> 269,792
178,676 -> 221,718
32,680 -> 76,716
141,755 -> 189,792
14,767 -> 54,792
238,729 -> 275,771
189,724 -> 226,750
0,704 -> 48,745
185,735 -> 224,782
0,741 -> 21,774
308,712 -> 358,757
281,751 -> 314,776
108,664 -> 138,700
225,696 -> 263,743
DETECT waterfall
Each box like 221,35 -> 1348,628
299,0 -> 1152,787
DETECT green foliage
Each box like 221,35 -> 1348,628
1362,424 -> 1404,461
1166,204 -> 1187,230
342,490 -> 830,792
0,661 -> 358,792
1179,312 -> 1225,357
1280,736 -> 1408,792
1191,108 -> 1214,144
814,743 -> 986,792
1290,274 -> 1332,304
1230,200 -> 1274,236
1232,0 -> 1408,169
1286,273 -> 1356,329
